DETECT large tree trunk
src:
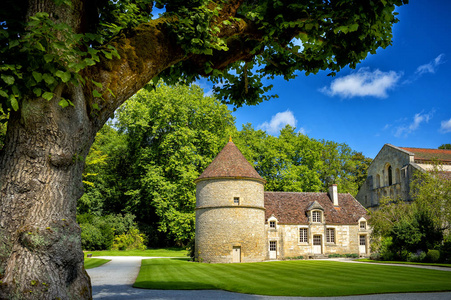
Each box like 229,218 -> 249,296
0,84 -> 95,299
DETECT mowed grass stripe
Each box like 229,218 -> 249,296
84,258 -> 110,269
134,259 -> 451,297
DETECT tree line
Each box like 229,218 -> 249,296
77,84 -> 372,248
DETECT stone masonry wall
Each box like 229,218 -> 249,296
266,223 -> 370,259
356,145 -> 412,208
195,178 -> 266,263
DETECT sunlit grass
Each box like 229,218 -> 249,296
134,258 -> 451,297
84,258 -> 110,269
356,259 -> 451,268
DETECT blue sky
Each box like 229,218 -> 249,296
198,1 -> 451,159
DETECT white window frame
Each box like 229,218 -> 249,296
360,235 -> 367,246
326,228 -> 335,244
269,241 -> 277,251
233,197 -> 240,205
299,227 -> 308,243
360,221 -> 366,230
312,210 -> 322,223
269,221 -> 276,229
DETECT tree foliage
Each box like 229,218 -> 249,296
0,0 -> 408,113
77,213 -> 139,250
369,165 -> 450,261
234,124 -> 371,194
81,84 -> 235,246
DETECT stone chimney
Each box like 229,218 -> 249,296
329,184 -> 338,206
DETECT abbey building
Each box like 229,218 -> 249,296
194,140 -> 369,263
356,144 -> 451,209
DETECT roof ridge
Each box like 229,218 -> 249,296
399,147 -> 451,152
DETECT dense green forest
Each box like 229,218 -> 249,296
76,84 -> 372,248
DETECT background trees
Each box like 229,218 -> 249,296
78,84 -> 372,248
80,84 -> 235,246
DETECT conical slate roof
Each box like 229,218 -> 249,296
196,140 -> 265,182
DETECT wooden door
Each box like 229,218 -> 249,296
232,246 -> 241,263
359,235 -> 367,255
269,241 -> 277,259
313,235 -> 322,254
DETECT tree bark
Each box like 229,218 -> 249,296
0,85 -> 94,299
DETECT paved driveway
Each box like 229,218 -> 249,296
87,257 -> 451,300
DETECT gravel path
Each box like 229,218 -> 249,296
87,257 -> 451,300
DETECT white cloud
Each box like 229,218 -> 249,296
298,127 -> 307,135
258,110 -> 297,134
394,111 -> 434,137
321,68 -> 402,98
440,118 -> 451,133
415,54 -> 445,75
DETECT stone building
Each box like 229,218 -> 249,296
356,144 -> 451,209
195,139 -> 369,263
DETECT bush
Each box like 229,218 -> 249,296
78,213 -> 138,250
327,253 -> 358,258
407,251 -> 426,262
80,223 -> 105,251
112,227 -> 147,250
369,253 -> 380,260
426,249 -> 440,263
285,256 -> 304,260
440,237 -> 451,263
379,237 -> 395,261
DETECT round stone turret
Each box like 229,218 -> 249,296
194,139 -> 266,263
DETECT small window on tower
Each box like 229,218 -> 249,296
233,197 -> 240,205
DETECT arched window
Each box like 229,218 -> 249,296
388,165 -> 392,185
376,174 -> 381,188
384,164 -> 392,186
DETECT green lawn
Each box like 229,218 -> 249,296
85,248 -> 187,257
356,259 -> 451,268
134,258 -> 451,297
84,258 -> 110,269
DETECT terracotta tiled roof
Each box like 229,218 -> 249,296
196,141 -> 265,182
399,147 -> 451,163
264,192 -> 367,225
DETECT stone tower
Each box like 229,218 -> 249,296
194,139 -> 266,263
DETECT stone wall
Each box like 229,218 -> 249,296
195,178 -> 266,263
356,144 -> 414,208
266,223 -> 370,259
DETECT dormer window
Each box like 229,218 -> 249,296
233,197 -> 240,205
268,216 -> 278,229
360,221 -> 366,230
312,211 -> 322,223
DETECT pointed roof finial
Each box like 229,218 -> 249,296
229,136 -> 233,143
